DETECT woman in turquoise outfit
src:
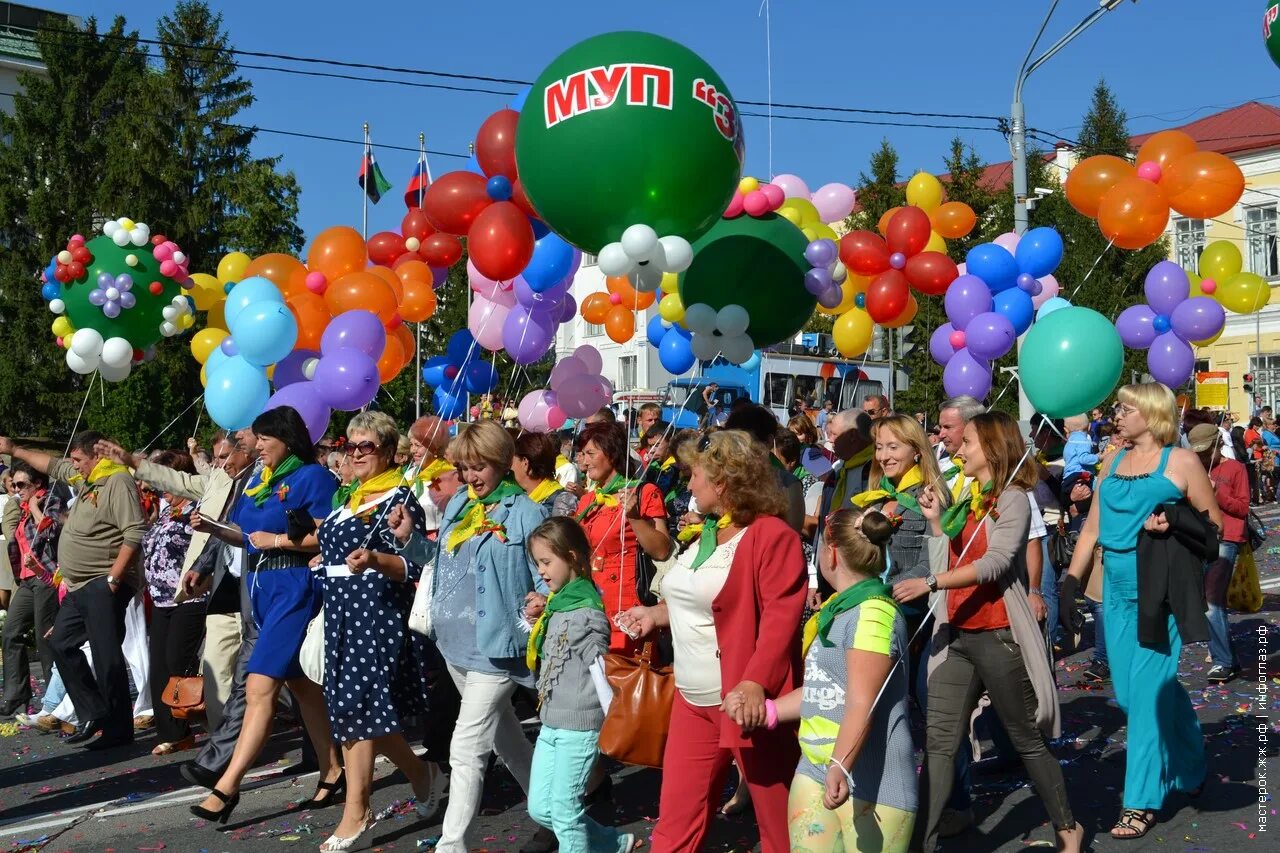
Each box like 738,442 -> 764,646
1062,383 -> 1220,840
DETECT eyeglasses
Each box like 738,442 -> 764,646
863,407 -> 880,416
697,433 -> 713,452
12,480 -> 31,489
345,440 -> 379,457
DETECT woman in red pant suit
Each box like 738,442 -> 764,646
617,430 -> 806,853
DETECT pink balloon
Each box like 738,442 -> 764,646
724,194 -> 745,218
549,355 -> 587,389
770,174 -> 810,199
547,406 -> 567,431
518,389 -> 557,433
468,296 -> 510,352
559,373 -> 604,419
1031,274 -> 1060,309
760,184 -> 785,207
743,191 -> 771,217
467,258 -> 514,306
305,272 -> 327,294
574,345 -> 603,375
993,231 -> 1020,253
811,183 -> 857,222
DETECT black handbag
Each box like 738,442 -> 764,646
1247,510 -> 1267,551
1049,518 -> 1078,570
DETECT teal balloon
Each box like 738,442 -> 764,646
1019,306 -> 1123,418
230,302 -> 298,367
205,354 -> 270,430
223,277 -> 284,329
516,31 -> 744,252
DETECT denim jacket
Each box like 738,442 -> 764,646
407,490 -> 549,659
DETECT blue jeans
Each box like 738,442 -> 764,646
528,726 -> 620,853
1204,541 -> 1240,669
1040,539 -> 1062,644
1086,599 -> 1107,664
40,664 -> 66,714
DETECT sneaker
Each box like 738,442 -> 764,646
1083,661 -> 1110,683
1206,664 -> 1238,684
617,833 -> 638,853
14,712 -> 35,726
937,807 -> 974,838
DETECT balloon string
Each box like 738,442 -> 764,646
1067,238 -> 1115,300
142,393 -> 205,452
758,0 -> 773,179
63,371 -> 98,460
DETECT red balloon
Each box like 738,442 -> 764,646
904,251 -> 959,296
865,269 -> 910,324
510,179 -> 540,220
422,171 -> 490,235
419,233 -> 463,268
885,207 -> 932,256
475,109 -> 519,180
468,201 -> 535,281
839,230 -> 891,276
367,231 -> 405,267
401,208 -> 434,242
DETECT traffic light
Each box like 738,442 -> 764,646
896,325 -> 916,359
1245,373 -> 1255,394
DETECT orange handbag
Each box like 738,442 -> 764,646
162,675 -> 205,721
597,641 -> 674,769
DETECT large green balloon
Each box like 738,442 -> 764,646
62,235 -> 184,349
679,213 -> 815,348
1266,2 -> 1280,69
1018,306 -> 1123,418
516,31 -> 744,253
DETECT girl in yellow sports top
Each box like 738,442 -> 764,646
756,509 -> 916,852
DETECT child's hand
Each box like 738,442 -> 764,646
823,763 -> 850,810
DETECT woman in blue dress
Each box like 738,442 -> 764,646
314,412 -> 443,851
190,406 -> 341,826
1062,383 -> 1220,840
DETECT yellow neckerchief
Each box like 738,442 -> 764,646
676,512 -> 733,544
801,593 -> 837,658
555,454 -> 571,470
659,455 -> 677,471
67,458 -> 131,487
444,479 -> 522,554
832,444 -> 875,509
946,455 -> 968,503
416,458 -> 455,483
343,466 -> 405,513
851,465 -> 923,509
527,479 -> 562,505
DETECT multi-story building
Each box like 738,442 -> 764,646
1,3 -> 78,115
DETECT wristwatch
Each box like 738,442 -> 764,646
926,574 -> 939,593
106,576 -> 121,589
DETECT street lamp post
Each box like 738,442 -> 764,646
1011,0 -> 1133,420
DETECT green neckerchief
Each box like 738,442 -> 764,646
244,454 -> 303,507
452,477 -> 524,523
806,577 -> 897,657
690,513 -> 734,570
866,473 -> 922,515
526,576 -> 605,670
940,480 -> 994,539
332,479 -> 359,510
574,473 -> 640,522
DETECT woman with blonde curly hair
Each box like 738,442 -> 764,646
617,430 -> 807,853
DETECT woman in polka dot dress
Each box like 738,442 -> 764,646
314,412 -> 445,852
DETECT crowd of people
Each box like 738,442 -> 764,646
0,380 -> 1254,852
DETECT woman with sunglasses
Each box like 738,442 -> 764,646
313,412 -> 443,851
893,412 -> 1080,853
1061,383 -> 1219,840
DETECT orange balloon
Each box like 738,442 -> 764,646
393,323 -> 416,363
324,271 -> 398,323
1136,130 -> 1199,171
581,292 -> 612,324
929,201 -> 976,239
1097,177 -> 1170,250
877,206 -> 903,237
881,293 -> 918,329
399,278 -> 437,323
243,253 -> 307,298
604,304 -> 635,343
367,264 -> 405,303
287,291 -> 331,351
394,259 -> 434,290
605,275 -> 656,310
377,334 -> 405,383
1065,155 -> 1135,218
1161,151 -> 1245,219
307,226 -> 367,280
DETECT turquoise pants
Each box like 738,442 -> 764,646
528,726 -> 620,853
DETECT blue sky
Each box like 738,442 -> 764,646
61,0 -> 1276,250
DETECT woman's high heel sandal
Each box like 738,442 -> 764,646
189,787 -> 239,824
298,770 -> 346,809
319,817 -> 377,852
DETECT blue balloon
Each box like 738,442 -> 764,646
523,232 -> 576,293
510,86 -> 530,113
646,314 -> 668,347
41,282 -> 60,301
966,243 -> 1020,293
1015,227 -> 1064,279
446,329 -> 477,365
230,302 -> 298,367
529,217 -> 550,239
433,387 -> 468,420
659,327 -> 696,374
224,276 -> 285,329
204,345 -> 230,377
205,355 -> 270,430
463,360 -> 499,394
486,175 -> 513,201
422,355 -> 451,388
1036,296 -> 1072,320
44,258 -> 58,282
994,288 -> 1035,335
740,351 -> 762,372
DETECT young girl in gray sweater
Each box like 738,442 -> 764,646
523,517 -> 636,853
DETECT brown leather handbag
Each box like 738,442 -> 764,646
597,641 -> 674,769
162,674 -> 205,721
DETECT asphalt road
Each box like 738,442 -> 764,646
1,511 -> 1277,853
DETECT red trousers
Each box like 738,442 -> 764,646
650,692 -> 797,853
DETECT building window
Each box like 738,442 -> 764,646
584,321 -> 604,337
581,252 -> 597,266
619,355 -> 636,390
1173,218 -> 1206,270
1249,353 -> 1280,412
1246,205 -> 1278,277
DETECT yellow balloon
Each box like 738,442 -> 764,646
906,172 -> 944,213
179,313 -> 195,329
658,293 -> 685,323
1199,240 -> 1242,282
1193,328 -> 1223,347
816,279 -> 858,316
779,197 -> 820,226
801,225 -> 818,241
206,301 -> 227,331
1218,271 -> 1271,314
265,364 -> 275,380
845,273 -> 871,295
924,231 -> 947,254
779,207 -> 803,226
809,223 -> 838,241
1186,270 -> 1206,298
660,272 -> 679,294
217,251 -> 251,284
189,273 -> 224,311
200,364 -> 207,387
51,316 -> 72,337
833,308 -> 874,357
190,327 -> 228,364
738,176 -> 760,194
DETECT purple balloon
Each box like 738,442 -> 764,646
502,306 -> 556,365
1144,261 -> 1191,317
930,323 -> 959,366
312,349 -> 380,410
557,293 -> 578,325
559,372 -> 604,419
273,348 -> 319,389
430,266 -> 449,290
1147,331 -> 1195,387
1115,304 -> 1158,349
321,309 -> 385,359
816,287 -> 844,309
265,382 -> 332,443
804,267 -> 834,296
943,349 -> 992,400
964,312 -> 1017,361
804,239 -> 838,267
1170,296 -> 1226,342
944,275 -> 993,330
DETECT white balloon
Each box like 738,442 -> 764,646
65,348 -> 96,375
716,304 -> 750,337
690,332 -> 721,362
628,264 -> 665,293
112,230 -> 130,247
620,224 -> 660,262
302,357 -> 319,380
105,287 -> 120,301
70,327 -> 104,358
98,359 -> 132,382
721,333 -> 755,364
683,303 -> 718,335
657,236 -> 693,273
100,336 -> 133,369
160,321 -> 178,337
162,305 -> 178,321
48,298 -> 66,315
597,242 -> 635,277
129,229 -> 148,247
103,221 -> 120,236
832,261 -> 848,284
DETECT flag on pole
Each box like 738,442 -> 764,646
404,158 -> 430,209
359,149 -> 392,204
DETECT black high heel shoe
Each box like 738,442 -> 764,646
189,787 -> 239,824
298,770 -> 345,808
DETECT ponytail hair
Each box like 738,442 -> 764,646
826,509 -> 894,578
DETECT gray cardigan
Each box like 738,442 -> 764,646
537,607 -> 611,731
